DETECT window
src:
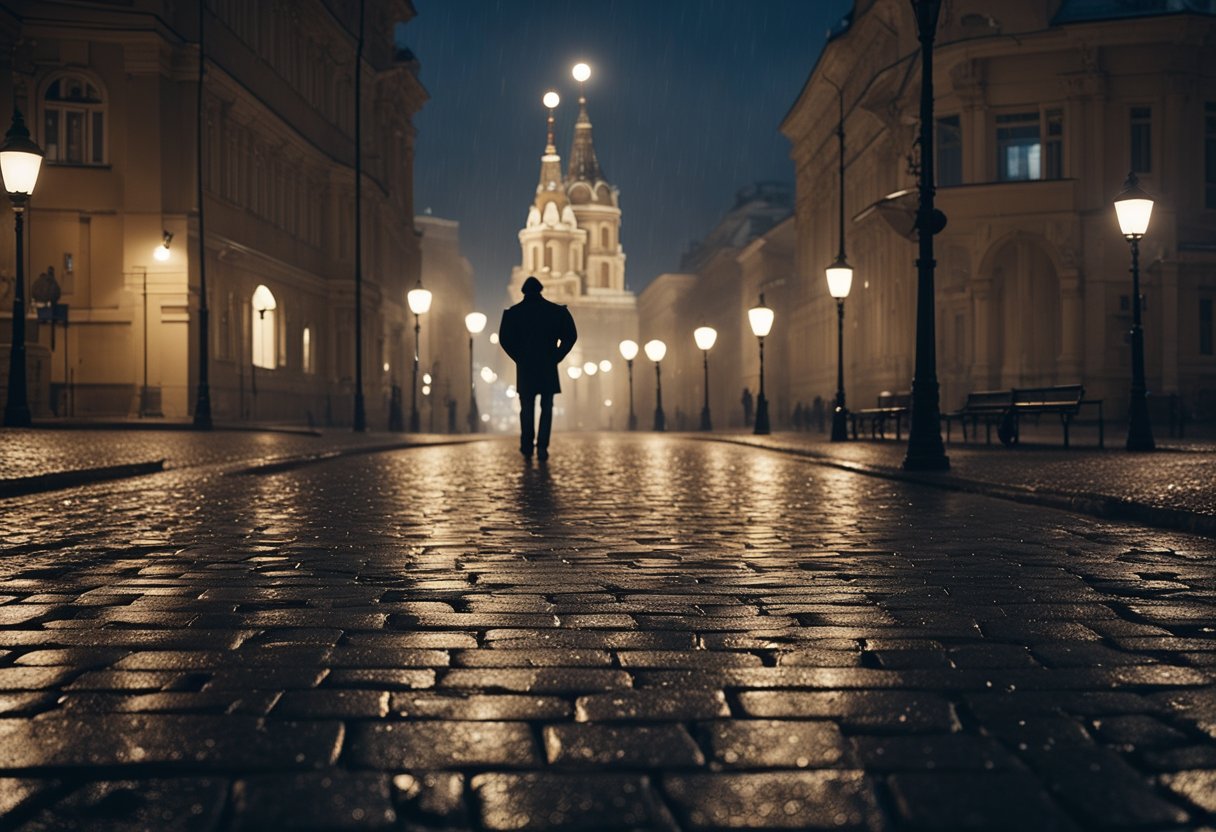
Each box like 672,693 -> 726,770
1130,106 -> 1152,173
937,115 -> 962,187
600,262 -> 610,287
43,73 -> 106,165
1206,103 -> 1216,209
996,109 -> 1063,181
1201,298 -> 1214,356
302,326 -> 315,373
251,285 -> 277,369
600,226 -> 609,248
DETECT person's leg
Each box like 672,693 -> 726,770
519,391 -> 536,456
536,393 -> 554,459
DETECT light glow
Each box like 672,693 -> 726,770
407,285 -> 433,315
465,312 -> 487,334
543,91 -> 560,109
693,326 -> 718,351
826,259 -> 854,299
567,366 -> 583,379
643,339 -> 667,362
748,303 -> 774,338
583,361 -> 598,376
572,63 -> 591,83
1114,172 -> 1154,238
598,360 -> 612,373
618,339 -> 639,361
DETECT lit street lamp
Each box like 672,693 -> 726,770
644,339 -> 667,431
748,296 -> 774,435
583,361 -> 598,377
903,0 -> 950,471
2,110 -> 44,427
1114,171 -> 1156,452
619,339 -> 639,430
693,325 -> 717,431
407,280 -> 432,432
464,311 -> 487,433
826,83 -> 853,442
567,365 -> 583,380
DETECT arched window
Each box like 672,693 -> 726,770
531,245 -> 539,270
544,244 -> 553,270
43,73 -> 106,165
251,285 -> 277,369
600,226 -> 609,248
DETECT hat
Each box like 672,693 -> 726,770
521,276 -> 544,295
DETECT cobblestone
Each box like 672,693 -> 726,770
0,433 -> 1213,829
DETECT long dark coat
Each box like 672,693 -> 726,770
498,294 -> 578,395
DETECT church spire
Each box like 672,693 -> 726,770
534,91 -> 567,214
566,62 -> 607,187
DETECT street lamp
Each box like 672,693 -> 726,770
903,0 -> 950,471
567,365 -> 583,380
1114,171 -> 1156,452
141,231 -> 173,418
826,84 -> 853,442
693,325 -> 717,431
644,339 -> 667,431
619,339 -> 639,430
153,230 -> 173,262
464,311 -> 487,433
1,110 -> 44,428
748,296 -> 774,435
407,280 -> 432,432
583,361 -> 598,376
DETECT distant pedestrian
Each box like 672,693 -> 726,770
793,402 -> 804,431
498,276 -> 578,462
742,387 -> 754,427
813,395 -> 826,433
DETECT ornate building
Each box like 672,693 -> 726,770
506,90 -> 638,430
782,0 -> 1216,426
0,0 -> 434,427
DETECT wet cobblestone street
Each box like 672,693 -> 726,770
0,433 -> 1214,830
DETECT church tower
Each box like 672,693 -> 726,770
506,68 -> 638,430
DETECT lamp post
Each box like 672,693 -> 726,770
250,284 -> 276,421
693,326 -> 717,431
619,339 -> 639,430
903,0 -> 950,471
464,312 -> 486,433
644,339 -> 666,431
1114,171 -> 1156,452
1,110 -> 44,428
407,281 -> 432,432
192,0 -> 213,429
826,85 -> 854,442
140,231 -> 174,418
748,295 -> 774,435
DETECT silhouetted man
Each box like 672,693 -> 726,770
499,276 -> 577,461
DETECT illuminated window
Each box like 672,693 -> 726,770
251,285 -> 277,369
996,109 -> 1063,181
302,326 -> 314,374
43,73 -> 106,165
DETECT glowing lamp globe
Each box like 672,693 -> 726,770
748,303 -> 774,338
572,63 -> 591,83
826,257 -> 854,299
407,286 -> 433,315
619,339 -> 639,361
693,326 -> 718,351
465,312 -> 487,334
598,360 -> 612,373
643,339 -> 667,363
567,366 -> 583,380
542,91 -> 560,110
1114,172 -> 1154,239
0,112 -> 44,197
583,361 -> 598,376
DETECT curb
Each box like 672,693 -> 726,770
699,436 -> 1216,538
224,437 -> 491,477
0,460 -> 166,498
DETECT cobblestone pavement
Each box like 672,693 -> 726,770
0,434 -> 1214,830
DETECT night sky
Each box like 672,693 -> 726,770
399,0 -> 852,310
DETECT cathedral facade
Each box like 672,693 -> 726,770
506,92 -> 638,431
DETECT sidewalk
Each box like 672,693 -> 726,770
703,426 -> 1216,536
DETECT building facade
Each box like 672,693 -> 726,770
782,0 -> 1216,426
506,91 -> 638,432
0,0 -> 431,427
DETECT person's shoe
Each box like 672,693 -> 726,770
537,448 -> 549,462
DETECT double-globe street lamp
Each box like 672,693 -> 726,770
619,339 -> 639,430
643,339 -> 666,431
748,296 -> 774,435
407,280 -> 432,432
464,312 -> 487,433
1,110 -> 44,428
693,326 -> 717,431
1114,172 -> 1156,452
825,83 -> 854,442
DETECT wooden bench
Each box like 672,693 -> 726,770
849,391 -> 911,440
942,389 -> 1012,445
944,384 -> 1104,448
